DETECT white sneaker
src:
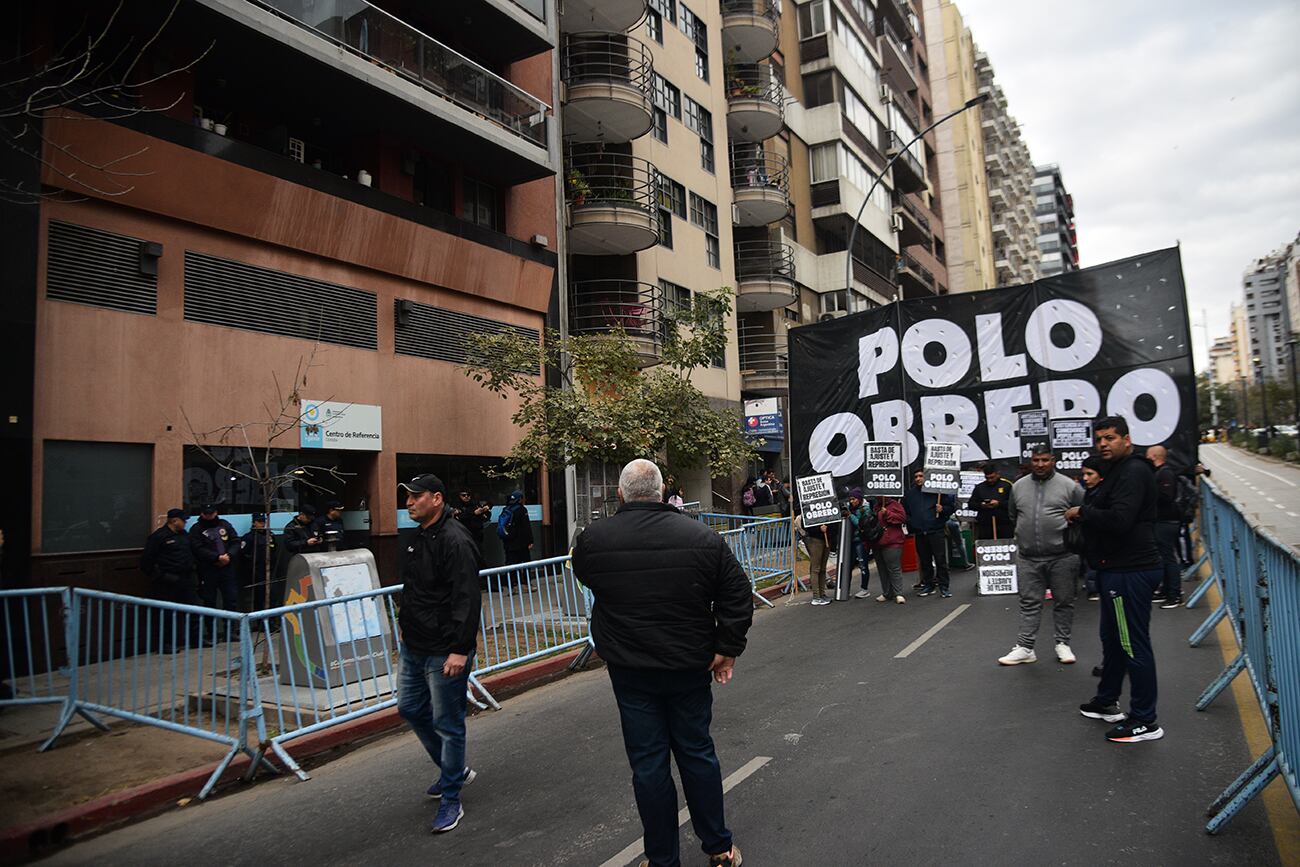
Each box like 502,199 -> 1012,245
998,645 -> 1037,665
895,595 -> 906,604
810,596 -> 832,606
875,594 -> 888,602
1055,643 -> 1076,664
853,590 -> 872,599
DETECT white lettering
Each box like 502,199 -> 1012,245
1106,368 -> 1181,445
1025,300 -> 1102,371
919,395 -> 988,462
975,313 -> 1027,381
858,327 -> 900,399
1039,379 -> 1102,419
809,413 -> 869,476
870,400 -> 920,465
901,319 -> 972,389
983,385 -> 1035,460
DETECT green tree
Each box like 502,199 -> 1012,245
464,286 -> 756,479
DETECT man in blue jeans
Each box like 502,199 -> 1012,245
1066,416 -> 1165,743
396,473 -> 483,832
574,459 -> 752,867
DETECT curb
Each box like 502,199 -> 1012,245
0,647 -> 590,865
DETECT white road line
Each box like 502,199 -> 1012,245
1289,512 -> 1299,518
1204,447 -> 1299,488
599,756 -> 773,867
895,604 -> 972,659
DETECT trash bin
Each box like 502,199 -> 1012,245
901,535 -> 918,573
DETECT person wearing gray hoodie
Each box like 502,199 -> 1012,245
997,445 -> 1084,666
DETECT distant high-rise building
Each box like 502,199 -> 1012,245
1208,335 -> 1239,387
1243,240 -> 1295,382
1032,164 -> 1078,277
974,49 -> 1038,286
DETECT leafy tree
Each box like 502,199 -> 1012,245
465,286 -> 756,479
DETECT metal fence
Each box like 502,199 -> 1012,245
1185,478 -> 1299,833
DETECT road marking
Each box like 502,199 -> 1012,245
895,604 -> 972,659
1205,446 -> 1299,488
1289,512 -> 1299,518
599,755 -> 773,867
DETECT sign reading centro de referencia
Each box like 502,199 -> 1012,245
795,473 -> 839,527
862,442 -> 904,497
922,442 -> 961,493
300,400 -> 383,451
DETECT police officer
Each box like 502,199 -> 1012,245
241,512 -> 281,610
189,504 -> 241,612
141,508 -> 197,651
282,504 -> 321,559
970,463 -> 1014,540
452,489 -> 491,550
313,500 -> 346,548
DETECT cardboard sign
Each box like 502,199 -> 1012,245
954,469 -> 984,522
1051,419 -> 1093,451
1018,408 -> 1050,439
922,442 -> 961,493
862,442 -> 905,497
976,540 -> 1019,595
796,473 -> 840,528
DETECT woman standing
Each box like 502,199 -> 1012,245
1079,455 -> 1107,602
874,496 -> 908,604
798,513 -> 836,606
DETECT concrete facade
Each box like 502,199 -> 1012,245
974,49 -> 1038,287
1032,163 -> 1079,277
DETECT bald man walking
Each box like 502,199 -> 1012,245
1148,445 -> 1183,607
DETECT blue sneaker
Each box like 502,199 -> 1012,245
940,590 -> 953,598
916,586 -> 936,597
426,767 -> 476,799
430,800 -> 464,833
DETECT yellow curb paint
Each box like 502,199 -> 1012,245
1205,578 -> 1300,859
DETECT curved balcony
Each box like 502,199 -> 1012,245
730,150 -> 790,226
569,280 -> 664,366
560,0 -> 647,34
565,152 -> 660,255
725,64 -> 784,142
722,0 -> 779,63
562,34 -> 654,143
734,241 -> 797,312
739,329 -> 789,395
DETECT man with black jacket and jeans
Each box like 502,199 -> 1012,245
1147,445 -> 1183,607
1066,416 -> 1165,744
396,473 -> 483,834
903,470 -> 958,598
573,459 -> 751,867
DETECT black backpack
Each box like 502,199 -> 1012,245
858,507 -> 884,546
1174,475 -> 1198,522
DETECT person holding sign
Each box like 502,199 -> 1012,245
996,446 -> 1084,666
969,464 -> 1014,541
1065,416 -> 1165,744
845,488 -> 880,599
873,497 -> 908,604
903,471 -> 958,598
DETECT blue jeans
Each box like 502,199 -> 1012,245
1094,568 -> 1162,722
848,538 -> 870,594
607,666 -> 731,867
398,647 -> 474,801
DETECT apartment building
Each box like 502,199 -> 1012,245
1243,248 -> 1293,383
6,0 -> 560,588
1032,163 -> 1079,277
1208,336 -> 1239,388
920,0 -> 994,294
974,49 -> 1038,286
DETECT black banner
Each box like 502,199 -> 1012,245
789,248 -> 1197,486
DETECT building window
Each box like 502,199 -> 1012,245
661,279 -> 691,315
705,233 -> 720,269
798,0 -> 828,38
652,73 -> 681,120
42,440 -> 152,554
680,5 -> 710,80
658,205 -> 674,248
463,178 -> 499,230
696,48 -> 710,82
684,97 -> 715,172
652,107 -> 668,143
700,138 -> 715,174
810,142 -> 838,183
656,171 -> 687,219
646,8 -> 663,43
690,192 -> 721,269
649,0 -> 676,26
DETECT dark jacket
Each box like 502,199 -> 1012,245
281,517 -> 319,558
903,488 -> 957,534
311,514 -> 346,541
970,477 -> 1013,535
240,528 -> 279,584
1079,453 -> 1161,571
572,500 -> 754,671
453,499 -> 489,541
399,506 -> 483,656
141,526 -> 195,579
188,517 -> 240,578
501,503 -> 534,553
1154,463 -> 1181,522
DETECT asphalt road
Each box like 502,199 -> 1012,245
47,573 -> 1280,866
1199,443 -> 1300,548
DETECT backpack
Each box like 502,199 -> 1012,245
1174,475 -> 1198,522
857,507 -> 884,546
743,487 -> 757,507
496,506 -> 514,540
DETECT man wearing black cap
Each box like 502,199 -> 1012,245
313,500 -> 346,547
141,509 -> 197,651
189,505 -> 241,613
970,463 -> 1013,540
395,473 -> 483,834
282,504 -> 321,561
241,513 -> 280,610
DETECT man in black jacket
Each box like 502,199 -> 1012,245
573,459 -> 751,867
1066,416 -> 1165,744
281,504 -> 320,563
395,473 -> 483,834
500,490 -> 534,584
969,463 -> 1013,540
240,513 -> 281,611
452,489 -> 491,550
1146,445 -> 1183,607
903,471 -> 958,598
141,508 -> 197,651
189,505 -> 241,612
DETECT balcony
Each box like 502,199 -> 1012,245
565,152 -> 659,255
569,280 -> 665,366
251,0 -> 548,149
734,240 -> 797,312
730,150 -> 790,226
725,64 -> 785,142
739,329 -> 789,395
722,0 -> 780,63
562,34 -> 654,143
897,251 -> 936,297
991,221 -> 1010,243
886,132 -> 926,194
893,195 -> 931,247
560,0 -> 646,33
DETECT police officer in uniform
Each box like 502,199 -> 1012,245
141,508 -> 197,651
189,504 -> 241,612
313,500 -> 347,549
970,463 -> 1014,540
241,512 -> 281,610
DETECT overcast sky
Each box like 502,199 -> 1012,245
952,0 -> 1300,367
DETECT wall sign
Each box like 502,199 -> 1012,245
301,400 -> 383,451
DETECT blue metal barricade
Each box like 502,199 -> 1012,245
1189,478 -> 1299,833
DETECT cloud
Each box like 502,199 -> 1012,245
953,0 -> 1300,365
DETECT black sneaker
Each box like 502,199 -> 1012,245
1091,665 -> 1103,677
1151,590 -> 1166,601
916,586 -> 936,597
1159,597 -> 1183,609
1079,701 -> 1126,723
1106,719 -> 1164,743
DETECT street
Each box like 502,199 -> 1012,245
49,575 -> 1280,866
1199,444 -> 1300,548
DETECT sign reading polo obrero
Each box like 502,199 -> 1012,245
300,400 -> 383,451
787,248 -> 1197,487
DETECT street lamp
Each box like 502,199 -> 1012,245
1254,355 -> 1270,446
1288,333 -> 1300,429
843,93 -> 990,303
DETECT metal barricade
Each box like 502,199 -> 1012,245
1189,478 -> 1300,833
0,588 -> 95,751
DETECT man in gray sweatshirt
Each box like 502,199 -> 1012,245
998,445 -> 1085,666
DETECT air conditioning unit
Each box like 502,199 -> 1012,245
879,84 -> 892,104
732,203 -> 742,225
819,310 -> 848,321
890,214 -> 904,233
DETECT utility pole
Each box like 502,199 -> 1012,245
1198,310 -> 1219,429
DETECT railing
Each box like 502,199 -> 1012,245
1184,478 -> 1300,833
734,239 -> 796,284
738,328 -> 790,379
886,131 -> 925,182
722,0 -> 779,24
725,63 -> 784,109
895,194 -> 931,234
898,251 -> 935,289
565,151 -> 658,214
568,279 -> 666,358
252,0 -> 548,147
561,32 -> 654,99
729,148 -> 790,199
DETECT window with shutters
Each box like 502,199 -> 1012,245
45,221 -> 158,315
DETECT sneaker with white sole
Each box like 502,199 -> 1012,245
853,590 -> 872,599
1079,701 -> 1127,723
1055,644 -> 1076,664
895,595 -> 906,604
1106,720 -> 1164,743
810,596 -> 832,606
429,800 -> 464,833
998,645 -> 1037,665
427,768 -> 476,799
875,594 -> 888,602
